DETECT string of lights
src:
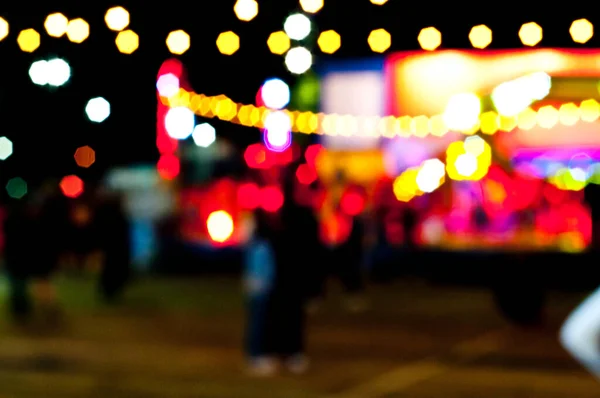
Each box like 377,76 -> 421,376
0,5 -> 595,58
162,87 -> 600,140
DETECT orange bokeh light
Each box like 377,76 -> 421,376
60,175 -> 84,198
74,145 -> 96,168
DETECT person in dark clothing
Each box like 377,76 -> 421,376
3,200 -> 36,321
243,209 -> 277,376
96,195 -> 131,302
269,189 -> 312,373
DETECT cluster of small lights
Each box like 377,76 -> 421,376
164,86 -> 600,140
0,7 -> 595,57
393,158 -> 446,202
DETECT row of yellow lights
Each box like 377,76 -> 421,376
166,89 -> 600,139
0,5 -> 595,55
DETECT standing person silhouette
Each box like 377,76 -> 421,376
243,209 -> 277,376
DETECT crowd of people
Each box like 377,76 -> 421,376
2,182 -> 131,324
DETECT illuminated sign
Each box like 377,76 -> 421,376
385,49 -> 600,117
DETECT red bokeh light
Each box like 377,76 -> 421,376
296,164 -> 317,185
340,190 -> 366,216
305,144 -> 324,167
237,182 -> 261,209
260,186 -> 284,212
244,144 -> 272,169
157,154 -> 180,180
60,175 -> 84,198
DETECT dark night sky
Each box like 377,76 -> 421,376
0,1 -> 594,188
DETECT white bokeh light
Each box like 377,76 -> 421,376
416,158 -> 445,193
455,153 -> 478,177
264,111 -> 292,152
165,107 -> 195,139
192,123 -> 216,147
284,13 -> 311,41
443,92 -> 481,131
29,58 -> 70,87
85,97 -> 111,123
261,78 -> 290,109
46,58 -> 71,87
0,137 -> 13,160
285,47 -> 312,74
156,73 -> 180,97
29,60 -> 49,85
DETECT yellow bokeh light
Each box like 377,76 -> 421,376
207,210 -> 234,243
66,18 -> 89,43
418,27 -> 441,51
318,30 -> 341,54
537,105 -> 558,129
516,107 -> 537,130
166,30 -> 190,55
216,31 -> 240,55
44,13 -> 68,38
300,0 -> 324,13
580,99 -> 600,122
115,29 -> 139,54
370,0 -> 388,4
0,17 -> 8,41
570,18 -> 593,44
519,22 -> 542,46
105,6 -> 130,31
267,31 -> 290,55
17,29 -> 40,53
558,102 -> 580,126
480,111 -> 499,135
469,24 -> 492,49
234,0 -> 258,22
368,29 -> 391,53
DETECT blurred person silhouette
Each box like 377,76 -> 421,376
3,198 -> 35,322
35,183 -> 70,320
243,209 -> 277,376
95,193 -> 131,302
268,175 -> 312,374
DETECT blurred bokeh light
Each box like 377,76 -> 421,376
267,31 -> 290,55
166,30 -> 190,55
285,47 -> 312,74
206,210 -> 234,243
60,175 -> 84,198
156,73 -> 179,97
44,13 -> 68,38
66,18 -> 89,43
570,19 -> 593,44
0,137 -> 13,160
216,31 -> 240,55
17,29 -> 40,52
192,123 -> 216,148
261,78 -> 290,109
418,27 -> 442,51
74,145 -> 96,168
165,107 -> 195,139
300,0 -> 324,13
469,25 -> 492,49
5,177 -> 27,199
0,18 -> 8,41
519,22 -> 543,46
115,30 -> 139,54
105,6 -> 130,31
368,29 -> 391,53
318,30 -> 341,54
284,14 -> 311,41
85,97 -> 111,123
234,0 -> 258,22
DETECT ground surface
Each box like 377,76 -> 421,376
0,276 -> 597,397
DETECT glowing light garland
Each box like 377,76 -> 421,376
162,88 -> 600,139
